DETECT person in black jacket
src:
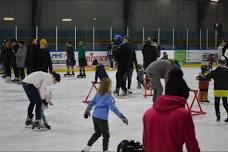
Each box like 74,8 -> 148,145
142,37 -> 158,69
127,39 -> 138,94
206,56 -> 228,122
26,39 -> 39,74
10,39 -> 20,82
3,41 -> 13,82
64,41 -> 75,76
113,37 -> 132,96
38,39 -> 53,73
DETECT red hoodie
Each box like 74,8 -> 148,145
143,95 -> 200,152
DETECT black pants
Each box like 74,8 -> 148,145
214,97 -> 228,115
87,117 -> 110,151
11,56 -> 19,78
18,68 -> 25,80
4,61 -> 11,77
116,66 -> 128,91
127,68 -> 133,89
23,83 -> 42,120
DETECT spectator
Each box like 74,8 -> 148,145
16,41 -> 27,81
143,68 -> 200,152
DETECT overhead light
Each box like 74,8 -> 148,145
62,18 -> 72,22
3,17 -> 15,21
210,0 -> 219,2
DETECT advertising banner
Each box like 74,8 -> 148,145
174,50 -> 187,63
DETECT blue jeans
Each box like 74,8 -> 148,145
23,83 -> 42,120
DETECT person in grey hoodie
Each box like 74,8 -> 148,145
145,59 -> 177,102
16,41 -> 27,81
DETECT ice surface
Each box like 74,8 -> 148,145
0,68 -> 228,151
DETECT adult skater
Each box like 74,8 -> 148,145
64,41 -> 76,76
113,37 -> 132,96
77,41 -> 87,78
145,59 -> 177,102
26,39 -> 39,74
15,41 -> 27,81
127,39 -> 138,94
10,39 -> 20,82
23,71 -> 60,128
142,37 -> 158,69
3,41 -> 13,82
205,56 -> 228,122
217,40 -> 226,60
143,68 -> 200,152
82,78 -> 128,152
39,39 -> 53,73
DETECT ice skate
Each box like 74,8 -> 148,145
77,73 -> 83,78
81,145 -> 91,152
216,113 -> 220,122
43,122 -> 51,129
113,89 -> 119,96
121,89 -> 128,96
128,88 -> 132,94
71,71 -> 75,76
64,72 -> 71,77
32,120 -> 47,130
25,114 -> 34,128
82,73 -> 86,78
11,78 -> 20,83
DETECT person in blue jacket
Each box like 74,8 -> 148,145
82,78 -> 128,152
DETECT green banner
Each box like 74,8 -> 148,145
174,50 -> 186,63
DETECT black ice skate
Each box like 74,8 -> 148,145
64,72 -> 71,77
43,122 -> 51,129
82,73 -> 86,78
121,89 -> 128,96
71,71 -> 75,76
113,89 -> 120,96
128,89 -> 132,94
77,73 -> 83,78
216,113 -> 220,122
32,120 -> 46,130
25,114 -> 34,128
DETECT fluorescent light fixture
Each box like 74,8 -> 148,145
210,0 -> 219,2
3,17 -> 15,21
62,18 -> 72,22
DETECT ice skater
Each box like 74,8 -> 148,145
205,56 -> 228,122
77,41 -> 87,78
64,41 -> 76,77
82,78 -> 128,152
94,63 -> 109,84
137,64 -> 144,89
22,71 -> 60,128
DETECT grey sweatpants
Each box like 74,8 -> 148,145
147,73 -> 163,102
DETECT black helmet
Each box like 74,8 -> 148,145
117,140 -> 144,152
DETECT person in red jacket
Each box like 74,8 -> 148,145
143,68 -> 200,152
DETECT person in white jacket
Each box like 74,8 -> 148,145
22,71 -> 60,128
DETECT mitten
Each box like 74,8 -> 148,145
120,115 -> 128,125
84,111 -> 90,119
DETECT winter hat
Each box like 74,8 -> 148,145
52,71 -> 61,82
165,68 -> 189,99
40,39 -> 48,48
218,56 -> 226,66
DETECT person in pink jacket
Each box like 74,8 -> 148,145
143,68 -> 200,152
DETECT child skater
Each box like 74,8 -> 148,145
94,63 -> 109,84
77,41 -> 87,78
205,56 -> 228,122
82,78 -> 128,152
196,64 -> 211,103
39,89 -> 54,129
137,64 -> 144,89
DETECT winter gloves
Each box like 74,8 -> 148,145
120,114 -> 128,125
83,111 -> 128,125
84,111 -> 90,119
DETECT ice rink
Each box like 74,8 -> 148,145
0,67 -> 228,151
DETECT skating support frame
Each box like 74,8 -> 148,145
143,74 -> 153,98
82,81 -> 116,104
186,89 -> 206,116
